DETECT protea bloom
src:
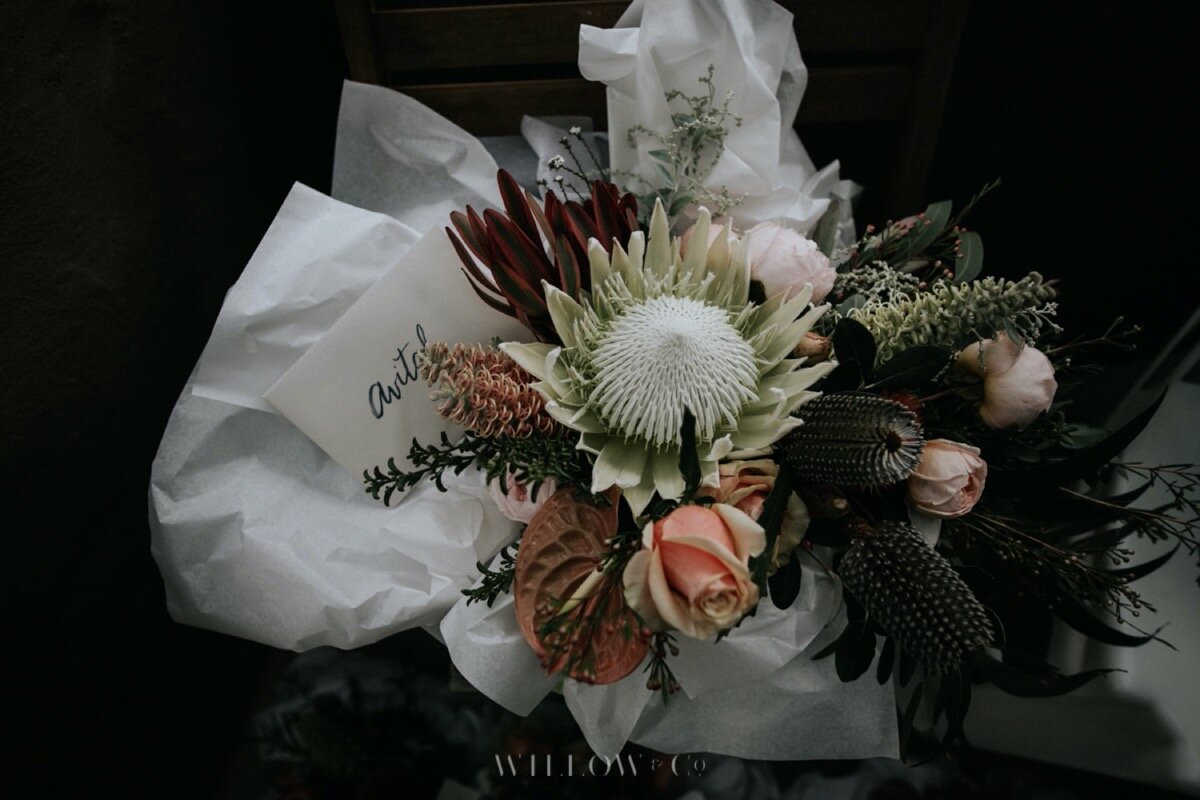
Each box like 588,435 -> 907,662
502,201 -> 835,514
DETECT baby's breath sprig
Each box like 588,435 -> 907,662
625,64 -> 744,221
537,125 -> 610,201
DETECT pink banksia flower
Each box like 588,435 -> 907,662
420,342 -> 560,439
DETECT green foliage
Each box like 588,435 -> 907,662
848,272 -> 1060,365
625,64 -> 743,222
463,543 -> 519,607
363,431 -> 590,507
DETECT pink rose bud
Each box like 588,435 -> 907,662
487,473 -> 557,524
907,439 -> 988,519
745,221 -> 836,304
622,504 -> 766,639
793,331 -> 832,363
956,333 -> 1057,429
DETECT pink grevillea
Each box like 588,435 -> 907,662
420,341 -> 560,439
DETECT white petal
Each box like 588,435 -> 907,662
588,239 -> 612,293
647,199 -> 671,272
499,342 -> 554,380
591,438 -> 649,493
544,284 -> 584,348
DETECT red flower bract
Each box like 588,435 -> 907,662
445,170 -> 639,343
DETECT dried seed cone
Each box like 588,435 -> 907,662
838,521 -> 994,673
781,393 -> 924,486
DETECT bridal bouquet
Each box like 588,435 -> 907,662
151,0 -> 1198,762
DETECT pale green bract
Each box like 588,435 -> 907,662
501,201 -> 835,515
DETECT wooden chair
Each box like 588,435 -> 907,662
333,0 -> 968,221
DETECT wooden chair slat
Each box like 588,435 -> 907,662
396,66 -> 913,136
372,0 -> 931,74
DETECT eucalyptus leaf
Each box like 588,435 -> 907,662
908,200 -> 953,253
869,346 -> 952,390
831,318 -> 877,383
953,230 -> 983,283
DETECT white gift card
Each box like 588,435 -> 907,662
265,227 -> 527,479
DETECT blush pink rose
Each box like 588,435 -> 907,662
745,222 -> 836,304
907,439 -> 988,519
622,504 -> 765,639
680,216 -> 739,257
957,333 -> 1057,429
697,460 -> 810,571
487,473 -> 557,524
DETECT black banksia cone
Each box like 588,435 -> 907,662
782,393 -> 924,486
838,521 -> 994,673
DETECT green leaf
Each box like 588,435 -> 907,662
976,650 -> 1118,698
653,162 -> 673,187
749,462 -> 797,592
907,200 -> 953,253
678,411 -> 701,497
768,552 -> 803,610
835,619 -> 877,682
1053,598 -> 1172,648
1110,544 -> 1179,581
648,149 -> 671,163
668,193 -> 694,218
831,318 -> 877,383
987,391 -> 1168,495
953,230 -> 984,283
868,345 -> 952,390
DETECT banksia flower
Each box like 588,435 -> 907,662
781,393 -> 924,486
838,521 -> 994,673
420,342 -> 559,439
446,170 -> 639,343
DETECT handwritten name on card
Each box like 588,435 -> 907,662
264,228 -> 527,480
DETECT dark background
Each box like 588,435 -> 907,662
2,1 -> 1196,796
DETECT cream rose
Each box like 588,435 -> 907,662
698,459 -> 810,570
907,439 -> 987,519
957,332 -> 1057,429
745,222 -> 836,304
622,504 -> 765,639
487,473 -> 557,524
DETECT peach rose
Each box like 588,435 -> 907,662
745,222 -> 836,304
957,333 -> 1057,429
698,460 -> 810,570
487,473 -> 557,524
622,504 -> 766,639
907,439 -> 987,519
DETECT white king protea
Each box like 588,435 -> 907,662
502,201 -> 834,514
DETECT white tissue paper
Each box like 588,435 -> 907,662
151,0 -> 899,760
579,0 -> 857,242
